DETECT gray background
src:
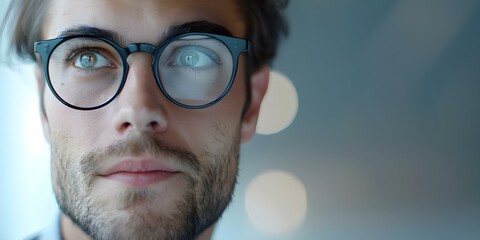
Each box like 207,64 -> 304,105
225,0 -> 480,239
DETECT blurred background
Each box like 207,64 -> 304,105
1,0 -> 479,239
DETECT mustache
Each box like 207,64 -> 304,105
79,133 -> 201,175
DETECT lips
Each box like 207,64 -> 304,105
99,159 -> 180,188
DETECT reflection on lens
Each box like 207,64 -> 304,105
48,37 -> 123,109
158,35 -> 234,107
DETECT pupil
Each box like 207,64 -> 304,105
80,53 -> 97,68
181,50 -> 199,66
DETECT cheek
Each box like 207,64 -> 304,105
44,90 -> 108,152
171,69 -> 247,153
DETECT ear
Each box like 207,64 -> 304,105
240,66 -> 270,143
35,65 -> 50,144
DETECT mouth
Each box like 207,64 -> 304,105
98,159 -> 180,188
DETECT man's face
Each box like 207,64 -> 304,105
38,0 -> 266,239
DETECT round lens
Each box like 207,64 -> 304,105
157,34 -> 234,107
48,37 -> 124,109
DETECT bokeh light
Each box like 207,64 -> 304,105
245,169 -> 307,236
256,70 -> 298,135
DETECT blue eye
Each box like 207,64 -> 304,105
73,51 -> 111,69
171,46 -> 218,68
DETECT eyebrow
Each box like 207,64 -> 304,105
162,21 -> 234,41
56,21 -> 234,46
57,25 -> 121,42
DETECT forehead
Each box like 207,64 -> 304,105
43,0 -> 245,43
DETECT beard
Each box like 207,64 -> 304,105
50,124 -> 240,240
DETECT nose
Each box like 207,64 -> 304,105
112,53 -> 168,135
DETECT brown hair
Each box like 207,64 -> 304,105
0,0 -> 49,62
1,0 -> 288,72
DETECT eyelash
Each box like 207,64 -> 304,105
63,45 -> 102,64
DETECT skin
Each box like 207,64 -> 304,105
35,0 -> 269,239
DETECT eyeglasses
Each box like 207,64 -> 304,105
34,33 -> 249,110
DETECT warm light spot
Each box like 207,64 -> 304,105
245,169 -> 307,235
257,70 -> 298,135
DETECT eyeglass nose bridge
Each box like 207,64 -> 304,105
126,43 -> 157,55
124,43 -> 158,75
122,43 -> 162,96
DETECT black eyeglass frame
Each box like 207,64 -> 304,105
34,33 -> 250,110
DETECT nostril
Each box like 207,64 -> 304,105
149,121 -> 158,128
148,121 -> 166,132
119,122 -> 132,132
113,108 -> 168,135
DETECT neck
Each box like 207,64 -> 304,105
60,214 -> 215,240
60,215 -> 89,240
